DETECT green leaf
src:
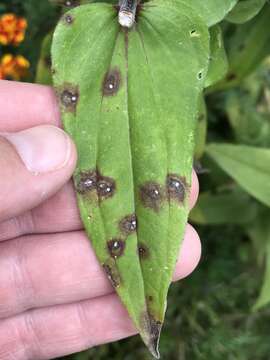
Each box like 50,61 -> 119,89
226,0 -> 266,24
52,1 -> 210,356
253,221 -> 270,310
154,0 -> 239,26
222,5 -> 270,87
206,144 -> 270,207
35,32 -> 53,85
190,189 -> 258,225
205,25 -> 228,88
194,96 -> 207,160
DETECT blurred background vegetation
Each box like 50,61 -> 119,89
1,0 -> 270,358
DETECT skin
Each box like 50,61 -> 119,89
0,80 -> 201,360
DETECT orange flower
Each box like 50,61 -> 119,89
0,13 -> 27,46
0,54 -> 30,80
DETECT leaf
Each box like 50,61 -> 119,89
35,32 -> 53,85
226,0 -> 266,24
253,220 -> 270,310
220,5 -> 270,87
189,189 -> 258,225
194,96 -> 207,160
205,25 -> 228,88
206,144 -> 270,207
52,1 -> 210,356
154,0 -> 239,26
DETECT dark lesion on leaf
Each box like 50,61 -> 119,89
138,243 -> 150,260
119,214 -> 137,235
63,14 -> 74,25
102,68 -> 121,96
102,261 -> 121,288
107,239 -> 125,259
166,174 -> 188,203
139,182 -> 165,212
58,83 -> 79,113
75,169 -> 116,201
57,0 -> 81,8
75,170 -> 97,195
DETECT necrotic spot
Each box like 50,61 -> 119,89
138,243 -> 149,260
107,239 -> 125,258
64,14 -> 74,24
59,85 -> 79,112
97,176 -> 115,200
102,68 -> 121,96
167,174 -> 187,203
76,170 -> 97,195
139,182 -> 165,212
75,169 -> 115,201
119,214 -> 137,235
103,263 -> 121,288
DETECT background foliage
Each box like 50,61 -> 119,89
1,0 -> 270,358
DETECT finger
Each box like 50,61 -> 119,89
0,294 -> 136,360
0,81 -> 60,132
0,171 -> 199,241
0,225 -> 200,319
0,125 -> 77,222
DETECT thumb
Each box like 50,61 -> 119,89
0,125 -> 77,222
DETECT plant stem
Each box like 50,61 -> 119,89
118,0 -> 138,28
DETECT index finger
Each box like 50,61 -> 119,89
0,80 -> 61,132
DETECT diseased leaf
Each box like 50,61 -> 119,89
52,1 -> 210,356
226,0 -> 266,24
206,144 -> 270,207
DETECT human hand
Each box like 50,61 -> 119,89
0,80 -> 201,360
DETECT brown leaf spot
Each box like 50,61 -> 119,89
75,170 -> 97,195
119,214 -> 137,235
59,0 -> 80,8
102,261 -> 121,288
59,84 -> 79,113
102,68 -> 121,96
75,169 -> 115,201
140,182 -> 165,212
97,175 -> 116,200
63,14 -> 74,25
167,174 -> 188,203
138,243 -> 149,260
107,239 -> 125,259
149,314 -> 162,358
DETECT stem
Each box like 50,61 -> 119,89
118,0 -> 138,28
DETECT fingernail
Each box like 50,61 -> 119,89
2,125 -> 71,174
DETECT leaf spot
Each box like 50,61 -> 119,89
102,68 -> 121,96
59,85 -> 79,113
167,174 -> 187,203
138,243 -> 150,260
64,14 -> 74,25
139,182 -> 165,212
119,214 -> 137,235
75,170 -> 97,195
107,239 -> 125,259
102,262 -> 121,288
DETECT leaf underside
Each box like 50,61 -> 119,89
52,1 -> 209,357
